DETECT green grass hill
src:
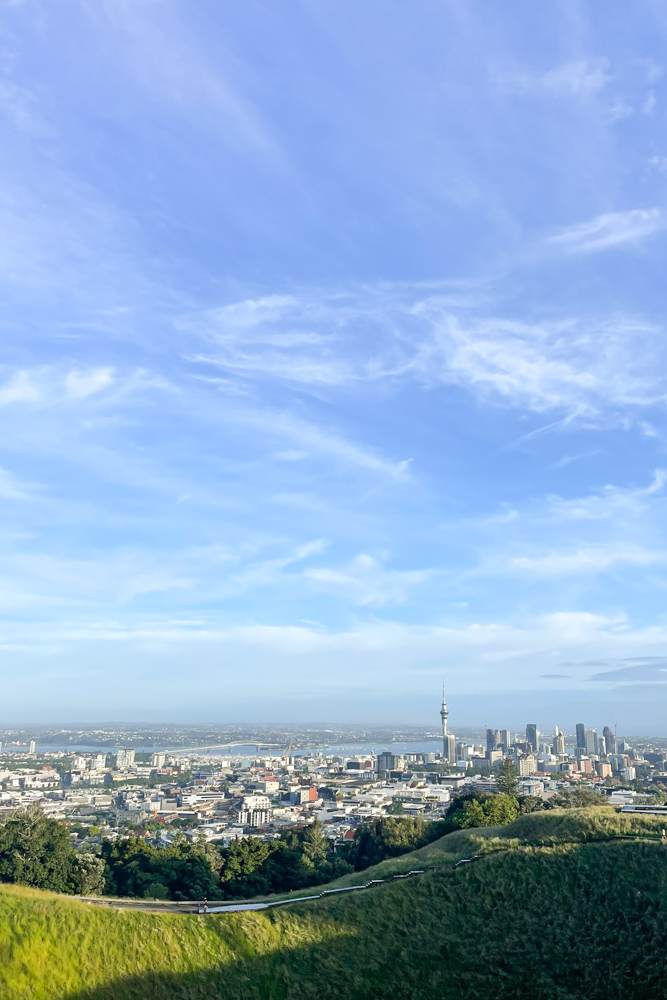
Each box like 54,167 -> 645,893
1,808 -> 665,1000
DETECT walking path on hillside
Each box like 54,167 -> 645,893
77,832 -> 666,916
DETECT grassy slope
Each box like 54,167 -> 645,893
263,804 -> 667,897
0,808 -> 665,1000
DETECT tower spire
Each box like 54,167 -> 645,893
440,681 -> 449,764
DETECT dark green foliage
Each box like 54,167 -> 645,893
452,792 -> 520,829
101,834 -> 220,900
518,794 -> 546,814
215,817 -> 450,896
1,807 -> 448,903
443,790 -> 520,831
548,786 -> 604,809
70,853 -> 106,895
0,806 -> 82,893
495,759 -> 519,796
216,821 -> 352,898
343,815 -> 447,871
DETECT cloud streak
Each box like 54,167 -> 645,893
508,545 -> 663,577
184,289 -> 667,425
502,59 -> 611,98
546,209 -> 665,254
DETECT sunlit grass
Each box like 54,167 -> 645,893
0,808 -> 665,1000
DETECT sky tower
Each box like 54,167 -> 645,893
440,682 -> 448,761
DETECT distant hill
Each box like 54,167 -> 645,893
1,808 -> 665,1000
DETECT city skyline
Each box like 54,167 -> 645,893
2,3 -> 667,727
0,686 -> 658,739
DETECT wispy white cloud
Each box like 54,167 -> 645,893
508,544 -> 662,577
89,0 -> 280,159
0,366 -> 116,406
648,155 -> 667,174
642,91 -> 657,115
0,366 -> 167,409
546,469 -> 667,521
0,537 -> 331,614
549,450 -> 601,470
501,59 -> 611,98
226,405 -> 412,480
183,292 -> 411,387
0,466 -> 39,501
467,470 -> 667,583
6,608 -> 667,699
409,310 -> 667,419
184,288 -> 667,426
546,208 -> 665,253
0,370 -> 43,405
64,368 -> 115,399
0,79 -> 51,136
304,552 -> 435,606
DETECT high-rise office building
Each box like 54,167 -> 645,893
499,729 -> 511,749
575,723 -> 586,749
28,740 -> 36,755
602,726 -> 616,755
377,751 -> 399,775
552,726 -> 565,756
585,729 -> 598,755
486,728 -> 499,752
526,724 -> 538,752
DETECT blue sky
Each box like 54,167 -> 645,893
2,1 -> 667,731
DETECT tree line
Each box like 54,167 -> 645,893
0,808 -> 449,901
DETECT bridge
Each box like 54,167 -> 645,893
166,741 -> 288,755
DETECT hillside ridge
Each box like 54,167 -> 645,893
1,809 -> 665,1000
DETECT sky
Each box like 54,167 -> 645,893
2,1 -> 667,731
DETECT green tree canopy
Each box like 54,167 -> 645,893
101,835 -> 220,901
0,806 -> 80,893
496,760 -> 519,796
451,793 -> 520,830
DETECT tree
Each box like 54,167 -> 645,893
0,806 -> 80,893
452,793 -> 520,830
496,760 -> 519,797
345,817 -> 436,871
300,821 -> 328,872
71,853 -> 106,895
